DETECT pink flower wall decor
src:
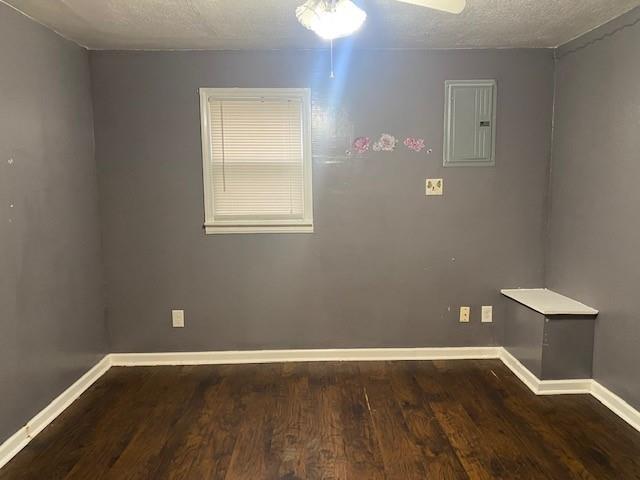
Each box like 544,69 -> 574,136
352,136 -> 370,154
373,133 -> 398,152
404,137 -> 426,152
351,134 -> 433,156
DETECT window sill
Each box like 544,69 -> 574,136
204,224 -> 314,235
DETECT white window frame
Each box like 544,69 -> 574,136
199,87 -> 314,234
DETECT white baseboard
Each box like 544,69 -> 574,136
0,347 -> 498,470
0,355 -> 112,470
498,348 -> 592,395
498,347 -> 640,432
109,346 -> 502,366
109,347 -> 639,432
0,429 -> 29,472
591,380 -> 640,433
2,346 -> 639,471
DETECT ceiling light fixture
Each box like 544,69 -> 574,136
296,0 -> 367,41
295,0 -> 465,78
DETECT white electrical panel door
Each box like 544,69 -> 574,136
443,80 -> 496,167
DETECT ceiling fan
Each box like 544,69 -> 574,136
296,0 -> 466,41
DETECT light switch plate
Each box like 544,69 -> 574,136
426,178 -> 443,196
482,305 -> 493,323
459,306 -> 470,323
172,309 -> 185,328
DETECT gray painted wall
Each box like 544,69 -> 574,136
90,48 -> 554,353
0,4 -> 107,442
547,7 -> 640,409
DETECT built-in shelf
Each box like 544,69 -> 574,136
501,288 -> 598,316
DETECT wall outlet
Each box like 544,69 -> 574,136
172,309 -> 185,328
482,305 -> 493,323
426,178 -> 443,196
459,306 -> 470,323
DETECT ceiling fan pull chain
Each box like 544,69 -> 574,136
330,39 -> 335,78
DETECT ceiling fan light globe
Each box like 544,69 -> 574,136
296,0 -> 367,41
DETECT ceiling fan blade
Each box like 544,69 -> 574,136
393,0 -> 466,14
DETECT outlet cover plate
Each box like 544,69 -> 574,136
482,305 -> 493,323
426,178 -> 443,196
459,306 -> 470,323
172,309 -> 185,328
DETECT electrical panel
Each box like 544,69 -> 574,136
443,80 -> 497,167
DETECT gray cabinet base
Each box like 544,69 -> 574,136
504,301 -> 594,380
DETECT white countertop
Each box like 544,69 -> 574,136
501,288 -> 598,316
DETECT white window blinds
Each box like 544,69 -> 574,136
200,89 -> 313,234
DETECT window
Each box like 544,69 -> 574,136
199,88 -> 313,234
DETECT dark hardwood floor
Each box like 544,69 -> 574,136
2,360 -> 640,479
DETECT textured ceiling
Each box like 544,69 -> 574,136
3,0 -> 640,50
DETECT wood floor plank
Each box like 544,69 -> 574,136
177,365 -> 249,479
358,362 -> 429,479
490,360 -> 640,479
447,361 -> 573,479
302,362 -> 348,480
143,366 -> 229,480
99,367 -> 206,480
536,394 -> 640,478
62,367 -> 177,480
414,361 -> 511,479
268,362 -> 313,480
222,363 -> 282,479
336,363 -> 385,480
472,361 -> 600,480
387,361 -> 469,479
0,368 -> 152,480
2,360 -> 640,480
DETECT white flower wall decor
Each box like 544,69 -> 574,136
372,133 -> 398,152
